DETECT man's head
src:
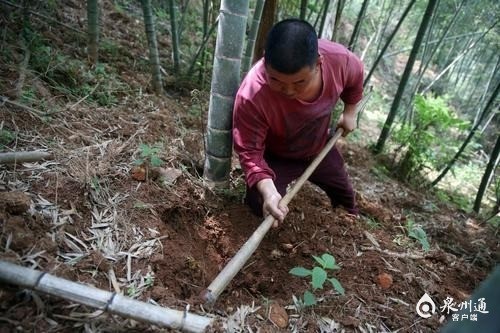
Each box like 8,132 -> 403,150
264,19 -> 318,73
264,19 -> 321,100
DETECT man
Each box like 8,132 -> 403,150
232,19 -> 364,226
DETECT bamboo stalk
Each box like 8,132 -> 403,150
0,261 -> 215,332
0,151 -> 52,164
202,129 -> 344,304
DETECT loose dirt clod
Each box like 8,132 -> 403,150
0,191 -> 31,214
269,303 -> 288,328
376,272 -> 394,289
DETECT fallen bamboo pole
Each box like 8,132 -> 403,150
202,93 -> 371,305
0,260 -> 216,332
0,151 -> 52,164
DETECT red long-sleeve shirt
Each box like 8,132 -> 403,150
233,39 -> 364,188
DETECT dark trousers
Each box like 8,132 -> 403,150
245,146 -> 358,216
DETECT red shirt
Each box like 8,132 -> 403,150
233,39 -> 363,188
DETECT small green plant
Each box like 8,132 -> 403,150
406,218 -> 430,252
135,143 -> 163,167
289,253 -> 344,307
0,128 -> 15,148
127,285 -> 138,298
364,216 -> 380,229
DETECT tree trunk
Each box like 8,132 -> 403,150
241,0 -> 265,76
431,80 -> 500,186
168,0 -> 180,74
252,0 -> 278,65
299,0 -> 308,20
317,0 -> 330,38
87,0 -> 99,64
204,0 -> 249,187
364,0 -> 416,87
474,135 -> 500,213
331,0 -> 345,42
348,0 -> 370,52
373,0 -> 438,154
141,0 -> 163,95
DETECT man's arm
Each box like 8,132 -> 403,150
336,103 -> 358,136
233,96 -> 289,225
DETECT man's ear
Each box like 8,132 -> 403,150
317,55 -> 323,66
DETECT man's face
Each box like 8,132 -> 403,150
264,59 -> 321,100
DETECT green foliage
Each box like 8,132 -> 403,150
290,253 -> 344,307
25,31 -> 128,107
0,128 -> 15,148
393,94 -> 468,182
135,143 -> 164,167
406,218 -> 430,252
364,216 -> 380,229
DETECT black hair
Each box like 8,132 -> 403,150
264,18 -> 318,74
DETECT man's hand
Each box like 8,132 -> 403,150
256,179 -> 289,227
336,103 -> 358,136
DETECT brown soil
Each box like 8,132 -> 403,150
0,1 -> 498,332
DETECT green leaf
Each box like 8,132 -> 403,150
311,267 -> 327,290
289,267 -> 312,277
303,290 -> 316,306
312,255 -> 326,268
150,156 -> 163,167
329,278 -> 345,295
409,226 -> 430,252
321,253 -> 336,269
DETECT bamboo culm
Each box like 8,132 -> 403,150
0,261 -> 215,333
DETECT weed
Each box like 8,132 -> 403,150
0,129 -> 15,148
127,285 -> 138,298
90,176 -> 101,193
289,253 -> 344,307
135,143 -> 164,167
406,218 -> 430,252
364,216 -> 380,229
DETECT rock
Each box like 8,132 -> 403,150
269,303 -> 288,328
151,167 -> 182,185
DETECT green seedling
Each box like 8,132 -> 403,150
289,253 -> 344,307
406,218 -> 430,252
135,143 -> 163,167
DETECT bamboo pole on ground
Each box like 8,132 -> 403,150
0,261 -> 216,332
202,94 -> 371,305
0,151 -> 52,164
